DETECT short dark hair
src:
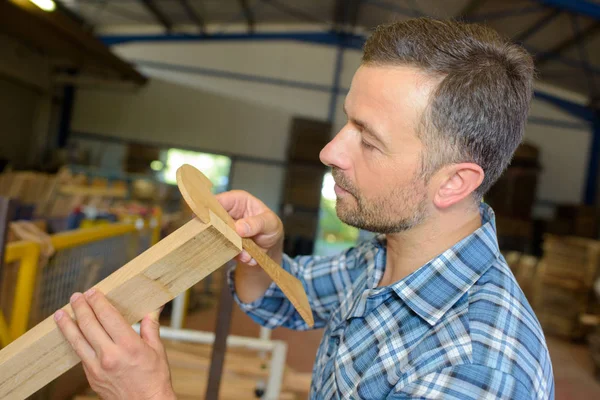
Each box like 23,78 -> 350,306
362,18 -> 535,197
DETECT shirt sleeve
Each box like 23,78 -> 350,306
227,245 -> 362,331
388,364 -> 534,400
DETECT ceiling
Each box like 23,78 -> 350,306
48,1 -> 600,103
0,0 -> 146,85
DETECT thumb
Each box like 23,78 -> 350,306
235,214 -> 266,238
141,305 -> 163,349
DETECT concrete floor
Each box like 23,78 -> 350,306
184,299 -> 600,399
547,337 -> 600,399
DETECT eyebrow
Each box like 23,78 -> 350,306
343,103 -> 389,150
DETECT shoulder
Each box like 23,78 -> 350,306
466,257 -> 554,399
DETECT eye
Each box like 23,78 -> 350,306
361,140 -> 375,150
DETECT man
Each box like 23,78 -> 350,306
56,18 -> 553,399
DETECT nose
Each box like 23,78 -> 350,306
319,128 -> 352,171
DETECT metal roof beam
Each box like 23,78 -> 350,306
140,0 -> 172,32
260,0 -> 326,25
55,0 -> 92,30
537,20 -> 600,65
513,8 -> 561,43
458,0 -> 487,19
536,0 -> 600,20
237,0 -> 255,34
179,0 -> 206,34
332,0 -> 346,30
362,0 -> 420,18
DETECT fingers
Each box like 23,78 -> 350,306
84,289 -> 139,345
215,190 -> 256,220
69,292 -> 115,355
237,213 -> 281,240
55,308 -> 97,364
216,190 -> 271,219
140,307 -> 163,349
237,250 -> 258,266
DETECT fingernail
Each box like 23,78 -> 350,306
85,289 -> 96,298
241,221 -> 250,235
249,259 -> 257,266
235,221 -> 246,235
70,293 -> 82,303
54,310 -> 63,321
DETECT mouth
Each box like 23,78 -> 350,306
334,183 -> 350,196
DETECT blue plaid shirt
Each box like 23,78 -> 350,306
229,204 -> 554,399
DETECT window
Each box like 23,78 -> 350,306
161,148 -> 231,193
314,172 -> 361,256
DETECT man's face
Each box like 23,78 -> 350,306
319,65 -> 436,233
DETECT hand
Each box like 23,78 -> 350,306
54,289 -> 176,400
216,190 -> 284,265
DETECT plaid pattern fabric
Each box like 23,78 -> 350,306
229,204 -> 554,399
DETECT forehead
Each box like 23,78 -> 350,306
345,65 -> 436,132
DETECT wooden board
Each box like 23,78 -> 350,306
176,164 -> 314,327
0,209 -> 242,399
58,185 -> 128,198
0,165 -> 313,398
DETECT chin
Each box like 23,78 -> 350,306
335,199 -> 354,217
335,204 -> 362,229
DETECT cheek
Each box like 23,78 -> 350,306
356,158 -> 421,197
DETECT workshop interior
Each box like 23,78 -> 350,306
0,0 -> 600,399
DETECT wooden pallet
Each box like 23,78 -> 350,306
533,234 -> 600,338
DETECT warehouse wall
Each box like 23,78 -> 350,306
0,34 -> 52,169
71,76 -> 291,209
72,78 -> 291,162
71,38 -> 593,215
526,100 -> 592,206
112,40 -> 336,123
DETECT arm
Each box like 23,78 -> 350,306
389,364 -> 534,400
217,190 -> 359,331
229,248 -> 359,330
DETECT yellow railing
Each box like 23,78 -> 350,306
50,223 -> 137,250
0,209 -> 162,347
2,241 -> 41,344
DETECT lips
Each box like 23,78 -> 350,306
332,170 -> 353,196
334,183 -> 349,196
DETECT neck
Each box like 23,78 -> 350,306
378,203 -> 482,287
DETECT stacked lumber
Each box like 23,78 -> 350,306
533,235 -> 600,338
0,171 -> 56,217
73,340 -> 312,400
0,168 -> 129,220
503,251 -> 539,301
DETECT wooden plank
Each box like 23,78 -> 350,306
177,164 -> 314,327
0,209 -> 242,399
58,185 -> 128,198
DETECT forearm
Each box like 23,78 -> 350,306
233,245 -> 282,303
233,263 -> 273,303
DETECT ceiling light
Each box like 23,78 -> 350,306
29,0 -> 56,12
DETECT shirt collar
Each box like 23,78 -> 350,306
384,203 -> 501,326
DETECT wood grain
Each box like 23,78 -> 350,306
177,164 -> 314,327
0,212 -> 241,399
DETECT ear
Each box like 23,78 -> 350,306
433,163 -> 484,209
